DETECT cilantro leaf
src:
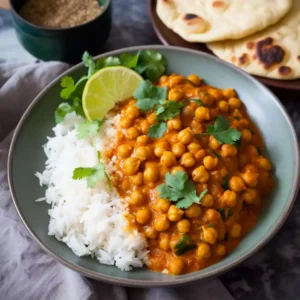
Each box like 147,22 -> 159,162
77,120 -> 104,139
222,175 -> 230,190
157,171 -> 208,209
72,97 -> 85,118
135,50 -> 167,81
256,146 -> 262,155
190,98 -> 203,106
174,234 -> 196,256
82,51 -> 96,77
148,122 -> 167,138
217,208 -> 226,220
155,101 -> 186,121
120,53 -> 139,69
228,209 -> 233,217
95,56 -> 121,70
210,150 -> 221,159
72,162 -> 109,188
55,103 -> 74,124
134,80 -> 167,111
232,116 -> 240,120
60,76 -> 75,100
206,116 -> 241,145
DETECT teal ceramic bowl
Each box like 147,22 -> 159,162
10,0 -> 112,63
8,46 -> 300,287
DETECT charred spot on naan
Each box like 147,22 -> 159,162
246,41 -> 255,50
211,1 -> 229,11
297,55 -> 300,61
231,56 -> 237,63
278,66 -> 292,76
238,53 -> 249,66
181,14 -> 209,33
256,38 -> 285,69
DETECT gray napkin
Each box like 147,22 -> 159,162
0,62 -> 234,300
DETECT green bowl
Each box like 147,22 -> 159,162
10,0 -> 112,63
8,46 -> 300,287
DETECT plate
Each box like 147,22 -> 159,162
8,45 -> 300,287
148,0 -> 300,91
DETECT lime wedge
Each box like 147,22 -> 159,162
82,66 -> 143,121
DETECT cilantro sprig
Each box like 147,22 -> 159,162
203,116 -> 241,145
76,119 -> 104,139
157,171 -> 208,209
72,161 -> 110,188
174,234 -> 196,256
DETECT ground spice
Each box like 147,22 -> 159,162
20,0 -> 104,28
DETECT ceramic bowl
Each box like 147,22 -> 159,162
8,46 -> 300,287
10,0 -> 112,63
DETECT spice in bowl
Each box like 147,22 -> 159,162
19,0 -> 104,28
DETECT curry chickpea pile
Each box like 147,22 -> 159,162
108,73 -> 274,275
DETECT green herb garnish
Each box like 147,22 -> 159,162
174,234 -> 196,255
232,116 -> 240,121
228,209 -> 233,217
190,98 -> 204,106
148,122 -> 168,139
210,150 -> 222,159
76,119 -> 104,139
208,224 -> 214,228
222,175 -> 230,190
157,171 -> 208,209
217,208 -> 226,220
256,146 -> 262,155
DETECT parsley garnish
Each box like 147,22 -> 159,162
76,119 -> 104,139
174,234 -> 196,255
119,53 -> 139,69
190,98 -> 204,106
205,116 -> 241,145
55,103 -> 74,124
72,162 -> 110,188
222,175 -> 230,190
157,171 -> 208,209
155,101 -> 186,121
148,122 -> 168,138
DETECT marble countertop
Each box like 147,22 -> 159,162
1,1 -> 300,299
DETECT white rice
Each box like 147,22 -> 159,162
35,112 -> 148,271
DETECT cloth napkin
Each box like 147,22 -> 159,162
0,62 -> 234,300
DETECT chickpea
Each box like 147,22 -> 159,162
171,165 -> 186,175
228,98 -> 242,109
177,219 -> 191,233
120,116 -> 133,129
195,107 -> 210,122
208,89 -> 222,101
221,190 -> 237,208
241,171 -> 258,187
167,118 -> 182,131
198,92 -> 214,107
209,136 -> 221,150
205,209 -> 220,222
153,198 -> 171,213
187,142 -> 201,154
239,154 -> 249,168
160,151 -> 176,168
168,88 -> 183,101
144,163 -> 159,183
136,209 -> 151,225
126,127 -> 140,140
218,100 -> 229,113
243,164 -> 259,173
168,257 -> 185,275
215,244 -> 226,256
117,144 -> 133,158
230,223 -> 242,238
159,235 -> 170,251
242,188 -> 259,205
196,242 -> 211,259
135,146 -> 151,161
123,157 -> 141,175
147,112 -> 156,125
181,106 -> 194,127
159,75 -> 168,85
180,152 -> 196,168
229,176 -> 246,192
160,166 -> 169,179
190,120 -> 204,133
168,205 -> 184,222
246,145 -> 259,157
203,156 -> 218,171
222,88 -> 236,99
201,194 -> 214,207
130,172 -> 143,186
140,120 -> 150,134
256,156 -> 272,171
202,227 -> 218,244
241,129 -> 252,142
238,118 -> 250,129
154,141 -> 169,157
168,132 -> 178,145
195,149 -> 206,162
154,214 -> 171,232
169,75 -> 184,88
192,166 -> 209,183
144,227 -> 157,239
187,74 -> 202,86
172,142 -> 186,158
121,179 -> 131,191
185,204 -> 202,218
177,128 -> 193,144
126,105 -> 140,119
136,135 -> 149,145
129,190 -> 145,205
221,144 -> 237,157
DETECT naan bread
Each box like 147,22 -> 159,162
208,0 -> 300,79
156,0 -> 292,43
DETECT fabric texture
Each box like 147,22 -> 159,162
0,62 -> 234,300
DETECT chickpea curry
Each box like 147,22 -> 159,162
107,73 -> 273,275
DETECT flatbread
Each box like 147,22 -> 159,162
207,0 -> 300,79
156,0 -> 292,43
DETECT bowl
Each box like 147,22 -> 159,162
8,45 -> 300,287
10,0 -> 112,63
